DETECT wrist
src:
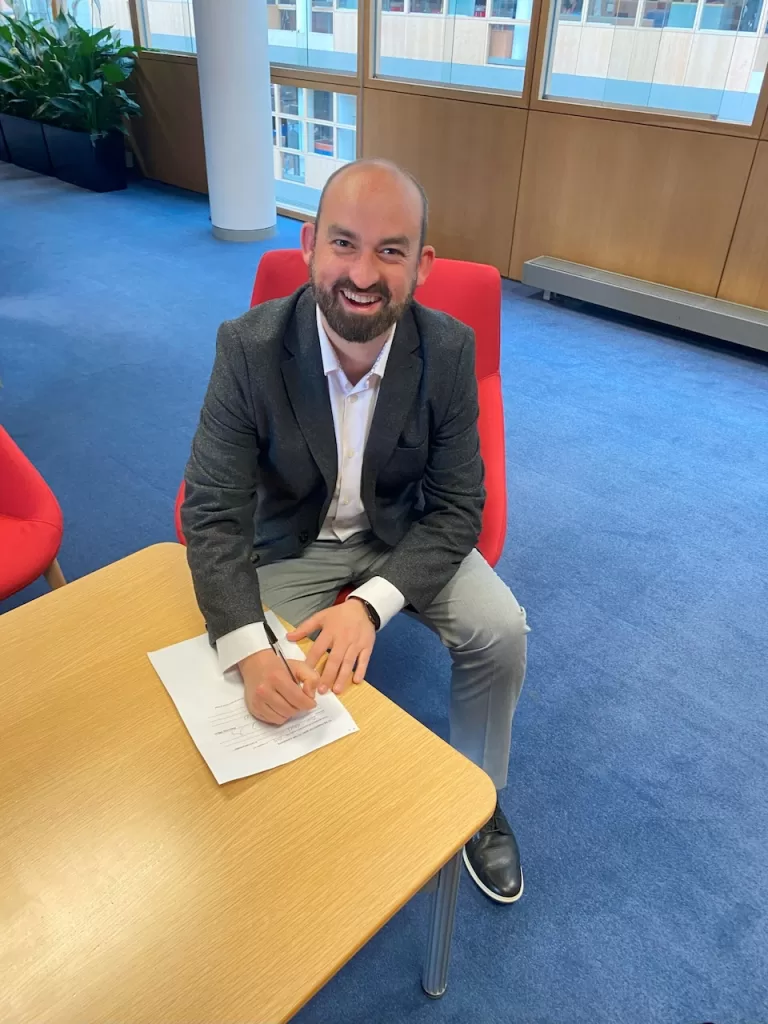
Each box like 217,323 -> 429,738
349,596 -> 381,631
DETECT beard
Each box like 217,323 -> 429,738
310,261 -> 417,343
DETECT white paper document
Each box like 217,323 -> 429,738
148,610 -> 358,784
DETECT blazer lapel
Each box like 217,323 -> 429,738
281,287 -> 338,497
361,307 -> 423,512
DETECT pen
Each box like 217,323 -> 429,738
264,621 -> 305,691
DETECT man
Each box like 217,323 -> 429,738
182,159 -> 529,903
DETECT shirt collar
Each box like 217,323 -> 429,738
316,305 -> 395,384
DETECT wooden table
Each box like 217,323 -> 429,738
1,543 -> 496,1024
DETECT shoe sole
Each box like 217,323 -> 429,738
462,847 -> 524,904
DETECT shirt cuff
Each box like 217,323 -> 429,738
216,621 -> 272,674
347,576 -> 405,631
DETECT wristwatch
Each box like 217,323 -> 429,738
351,596 -> 381,631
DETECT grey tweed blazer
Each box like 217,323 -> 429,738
181,284 -> 485,643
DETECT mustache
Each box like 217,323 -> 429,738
332,277 -> 391,303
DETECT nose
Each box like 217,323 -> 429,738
348,248 -> 380,292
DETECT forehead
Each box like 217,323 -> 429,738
320,168 -> 422,242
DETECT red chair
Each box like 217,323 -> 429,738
0,426 -> 66,601
176,249 -> 507,567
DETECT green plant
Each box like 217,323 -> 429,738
0,4 -> 140,137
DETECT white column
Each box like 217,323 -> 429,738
192,0 -> 276,241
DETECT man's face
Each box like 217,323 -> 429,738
301,168 -> 434,343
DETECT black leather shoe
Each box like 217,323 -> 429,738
463,800 -> 523,904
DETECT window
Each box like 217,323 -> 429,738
375,0 -> 533,93
143,0 -> 196,53
312,123 -> 334,154
542,0 -> 768,123
311,9 -> 333,32
272,87 -> 357,214
269,0 -> 357,74
586,0 -> 640,23
140,0 -> 358,74
3,0 -> 134,45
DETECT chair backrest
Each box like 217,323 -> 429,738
249,249 -> 507,566
177,251 -> 507,565
0,426 -> 63,526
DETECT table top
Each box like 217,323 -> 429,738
1,543 -> 496,1024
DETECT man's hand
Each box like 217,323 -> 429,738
239,648 -> 321,725
287,599 -> 375,695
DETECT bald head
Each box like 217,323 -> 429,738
315,159 -> 429,251
300,158 -> 435,345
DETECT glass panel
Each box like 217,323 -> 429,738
308,89 -> 334,120
586,0 -> 640,24
6,0 -> 134,46
278,85 -> 302,115
280,118 -> 303,151
312,122 -> 334,155
640,0 -> 696,28
273,89 -> 357,215
558,0 -> 585,20
336,92 -> 357,125
491,0 -> 517,15
143,0 -> 196,53
311,9 -> 333,31
269,0 -> 357,73
337,126 -> 357,161
375,0 -> 532,93
281,153 -> 305,183
542,0 -> 766,123
700,0 -> 761,30
140,0 -> 357,73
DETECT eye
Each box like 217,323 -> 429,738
332,238 -> 352,248
381,247 -> 405,258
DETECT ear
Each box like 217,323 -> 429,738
300,221 -> 316,267
416,245 -> 435,288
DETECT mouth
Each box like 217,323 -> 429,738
337,287 -> 385,313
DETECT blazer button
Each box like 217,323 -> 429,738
250,551 -> 260,563
299,530 -> 309,543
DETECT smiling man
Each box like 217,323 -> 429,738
182,159 -> 529,904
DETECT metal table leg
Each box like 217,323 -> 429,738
421,849 -> 462,998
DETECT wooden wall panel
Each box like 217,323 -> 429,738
362,90 -> 526,273
509,110 -> 757,295
130,56 -> 207,195
718,142 -> 768,310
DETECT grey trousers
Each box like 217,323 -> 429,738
258,532 -> 530,790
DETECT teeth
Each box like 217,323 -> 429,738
342,289 -> 380,305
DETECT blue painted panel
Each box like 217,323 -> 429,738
549,73 -> 760,124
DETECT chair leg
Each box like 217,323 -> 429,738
44,558 -> 67,590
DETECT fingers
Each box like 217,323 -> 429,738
353,647 -> 371,684
304,628 -> 332,670
320,645 -> 345,690
333,647 -> 359,695
272,664 -> 316,713
286,612 -> 324,642
293,661 -> 321,700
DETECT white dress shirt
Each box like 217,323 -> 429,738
216,306 -> 406,673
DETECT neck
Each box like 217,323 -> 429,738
321,313 -> 390,386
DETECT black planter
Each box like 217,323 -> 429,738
0,120 -> 9,163
0,113 -> 52,174
43,125 -> 127,192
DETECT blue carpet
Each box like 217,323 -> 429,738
2,162 -> 768,1024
